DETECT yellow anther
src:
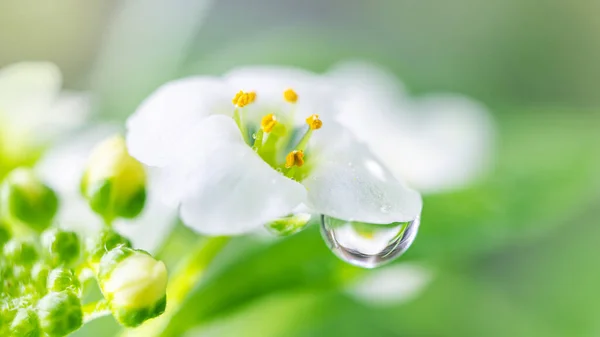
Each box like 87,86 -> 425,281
232,90 -> 256,107
260,113 -> 278,133
285,150 -> 304,168
283,89 -> 298,103
305,114 -> 322,130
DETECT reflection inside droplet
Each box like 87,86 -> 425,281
265,212 -> 312,236
320,215 -> 420,268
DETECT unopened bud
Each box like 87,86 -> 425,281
80,135 -> 147,222
47,267 -> 81,295
41,228 -> 81,266
3,239 -> 38,266
37,291 -> 83,337
98,246 -> 167,327
85,228 -> 132,265
10,307 -> 41,337
0,168 -> 58,231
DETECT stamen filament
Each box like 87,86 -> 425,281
232,109 -> 250,144
253,129 -> 264,151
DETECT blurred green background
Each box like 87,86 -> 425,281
2,0 -> 600,336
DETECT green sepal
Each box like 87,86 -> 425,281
116,187 -> 146,219
41,228 -> 81,266
113,295 -> 166,328
0,169 -> 59,232
85,228 -> 132,265
47,267 -> 81,295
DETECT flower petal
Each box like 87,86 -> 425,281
225,66 -> 331,125
304,125 -> 422,224
158,114 -> 307,235
329,62 -> 493,193
126,77 -> 232,167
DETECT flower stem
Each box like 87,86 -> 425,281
83,300 -> 111,324
119,236 -> 230,337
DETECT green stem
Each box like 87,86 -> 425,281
119,236 -> 230,337
83,300 -> 111,324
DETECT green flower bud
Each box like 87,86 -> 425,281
0,168 -> 58,232
98,247 -> 167,327
41,228 -> 81,266
10,307 -> 41,337
31,263 -> 50,292
80,135 -> 147,222
3,239 -> 38,266
47,267 -> 81,295
37,291 -> 83,337
85,228 -> 132,266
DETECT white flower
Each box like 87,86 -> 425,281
36,126 -> 177,252
0,62 -> 90,168
328,61 -> 494,193
126,66 -> 423,235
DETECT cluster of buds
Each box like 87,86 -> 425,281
0,134 -> 168,336
0,229 -> 83,337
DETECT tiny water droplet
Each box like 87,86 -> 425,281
320,215 -> 420,268
265,213 -> 312,236
252,133 -> 257,139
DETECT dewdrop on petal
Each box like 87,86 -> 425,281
80,135 -> 147,223
97,246 -> 167,327
0,168 -> 58,232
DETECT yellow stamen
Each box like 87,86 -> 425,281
232,90 -> 256,107
260,113 -> 278,133
283,89 -> 298,103
285,150 -> 304,168
305,114 -> 322,130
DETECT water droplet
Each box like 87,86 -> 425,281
320,215 -> 420,269
252,133 -> 257,139
265,213 -> 312,236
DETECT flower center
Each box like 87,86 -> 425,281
231,88 -> 322,182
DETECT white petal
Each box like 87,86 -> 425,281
160,114 -> 307,235
225,66 -> 331,125
328,60 -> 407,104
304,125 -> 422,224
348,263 -> 434,306
126,77 -> 232,167
329,62 -> 493,193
